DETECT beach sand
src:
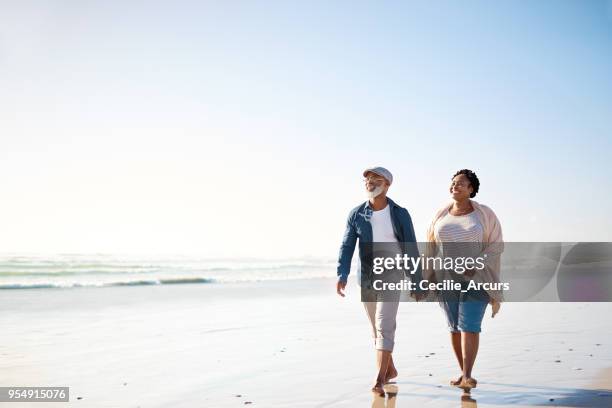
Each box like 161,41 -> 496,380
1,278 -> 611,407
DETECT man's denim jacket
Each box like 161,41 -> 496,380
337,197 -> 421,284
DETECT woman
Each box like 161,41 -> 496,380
425,169 -> 503,390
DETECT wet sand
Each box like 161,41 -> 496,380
1,278 -> 611,407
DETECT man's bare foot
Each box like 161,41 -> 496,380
385,367 -> 398,383
450,375 -> 463,386
371,381 -> 385,396
459,377 -> 477,390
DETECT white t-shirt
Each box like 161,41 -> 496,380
370,204 -> 398,243
357,204 -> 400,286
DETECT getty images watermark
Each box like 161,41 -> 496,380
370,253 -> 509,293
357,242 -> 612,302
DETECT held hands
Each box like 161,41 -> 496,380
336,280 -> 347,297
410,291 -> 428,302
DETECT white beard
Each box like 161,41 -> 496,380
366,185 -> 385,200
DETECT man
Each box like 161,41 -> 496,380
336,166 -> 420,395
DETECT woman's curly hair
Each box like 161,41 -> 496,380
452,169 -> 479,198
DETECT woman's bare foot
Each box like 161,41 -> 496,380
371,381 -> 385,396
450,375 -> 463,386
459,377 -> 477,390
384,367 -> 398,383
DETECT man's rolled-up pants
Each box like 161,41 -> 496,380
361,269 -> 402,352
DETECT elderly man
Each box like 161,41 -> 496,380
336,166 -> 420,395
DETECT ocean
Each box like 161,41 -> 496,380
0,254 -> 337,289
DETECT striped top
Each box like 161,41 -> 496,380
434,209 -> 484,261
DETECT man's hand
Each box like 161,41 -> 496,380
336,280 -> 347,297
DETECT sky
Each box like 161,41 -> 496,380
1,0 -> 612,258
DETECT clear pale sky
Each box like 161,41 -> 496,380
1,1 -> 611,258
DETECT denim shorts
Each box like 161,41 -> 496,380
439,281 -> 489,333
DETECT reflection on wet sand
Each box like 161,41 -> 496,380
392,379 -> 612,407
371,383 -> 478,408
461,390 -> 478,408
371,384 -> 398,408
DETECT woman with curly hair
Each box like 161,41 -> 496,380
425,169 -> 504,391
